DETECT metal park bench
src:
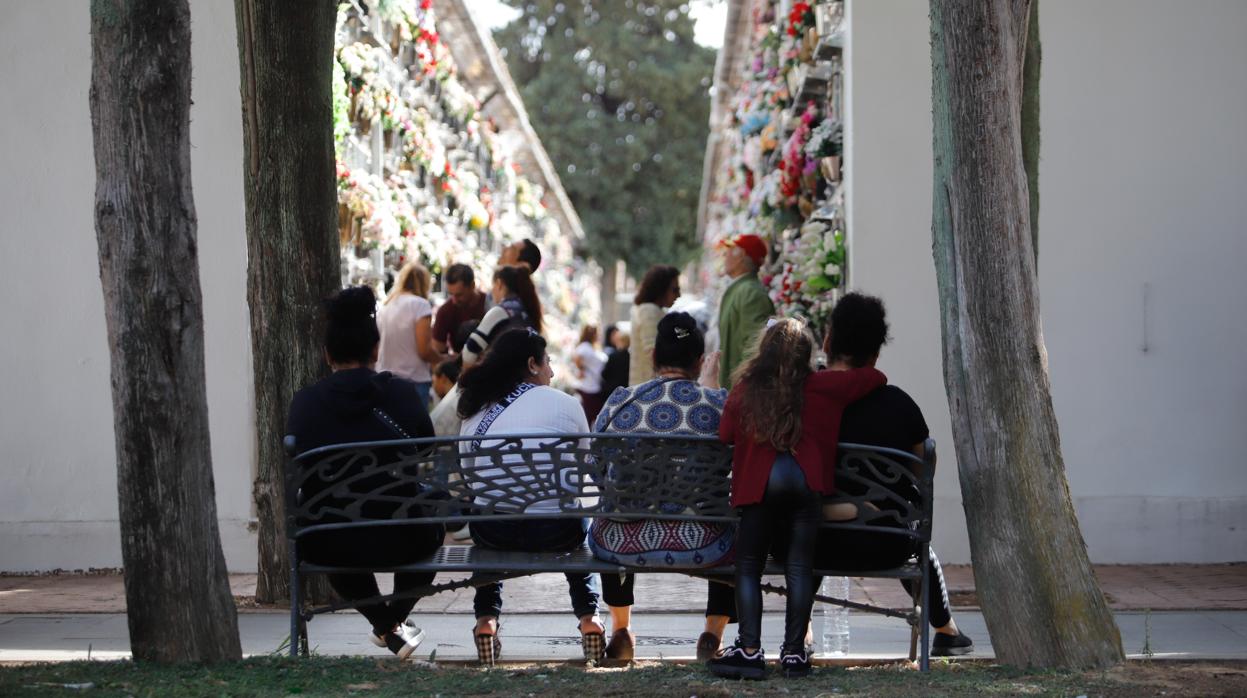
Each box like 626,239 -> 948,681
284,432 -> 938,669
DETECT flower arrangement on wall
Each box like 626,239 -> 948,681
703,0 -> 847,334
333,0 -> 600,380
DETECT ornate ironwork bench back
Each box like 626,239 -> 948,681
284,432 -> 935,546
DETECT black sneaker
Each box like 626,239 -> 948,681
779,646 -> 812,678
931,630 -> 974,657
707,641 -> 766,680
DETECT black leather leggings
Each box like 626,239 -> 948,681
734,454 -> 822,652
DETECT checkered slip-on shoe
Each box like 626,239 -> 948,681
474,630 -> 502,666
581,629 -> 606,663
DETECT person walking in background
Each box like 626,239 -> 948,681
715,234 -> 774,389
287,286 -> 441,660
491,264 -> 543,334
573,325 -> 608,424
432,263 -> 486,356
499,238 -> 542,272
599,327 -> 630,399
629,265 -> 681,386
377,262 -> 442,408
710,319 -> 885,680
430,307 -> 518,437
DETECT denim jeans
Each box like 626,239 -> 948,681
471,518 -> 600,619
412,381 -> 432,411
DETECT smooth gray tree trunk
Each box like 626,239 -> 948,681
89,0 -> 242,663
234,0 -> 342,604
929,0 -> 1123,669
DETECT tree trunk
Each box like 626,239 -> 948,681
1021,0 -> 1041,264
929,0 -> 1122,669
600,260 -> 618,327
235,0 -> 342,604
89,0 -> 242,663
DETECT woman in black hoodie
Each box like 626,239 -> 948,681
286,286 -> 441,660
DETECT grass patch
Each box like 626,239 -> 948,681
1,657 -> 1245,697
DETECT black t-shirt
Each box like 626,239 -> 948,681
837,385 -> 929,506
839,385 -> 929,452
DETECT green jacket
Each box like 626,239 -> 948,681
718,272 -> 775,389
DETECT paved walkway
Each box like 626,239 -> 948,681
0,564 -> 1244,663
2,564 -> 1244,615
3,611 -> 1246,663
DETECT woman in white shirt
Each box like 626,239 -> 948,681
628,265 -> 681,386
456,328 -> 605,665
377,263 -> 442,408
573,324 -> 607,424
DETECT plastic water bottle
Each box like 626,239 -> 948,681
820,576 -> 850,656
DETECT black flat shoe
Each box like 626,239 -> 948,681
932,630 -> 974,656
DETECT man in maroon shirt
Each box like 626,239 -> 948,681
432,264 -> 487,355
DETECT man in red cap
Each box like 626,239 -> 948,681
716,234 -> 775,389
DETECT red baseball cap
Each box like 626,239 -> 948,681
717,234 -> 768,266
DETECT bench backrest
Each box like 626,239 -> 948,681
284,433 -> 936,547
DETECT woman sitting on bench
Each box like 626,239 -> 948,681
286,286 -> 442,660
589,311 -> 737,661
456,327 -> 605,664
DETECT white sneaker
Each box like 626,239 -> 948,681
451,524 -> 472,541
371,620 -> 425,660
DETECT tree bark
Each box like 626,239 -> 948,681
234,0 -> 342,603
929,0 -> 1123,669
89,0 -> 242,663
1021,0 -> 1041,264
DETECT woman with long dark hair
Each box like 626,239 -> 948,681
709,318 -> 885,680
456,328 -> 603,664
286,286 -> 441,661
491,264 -> 543,334
628,264 -> 681,386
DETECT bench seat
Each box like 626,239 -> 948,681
300,542 -> 925,581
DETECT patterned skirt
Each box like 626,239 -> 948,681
587,518 -> 736,568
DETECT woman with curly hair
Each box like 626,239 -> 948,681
709,318 -> 885,680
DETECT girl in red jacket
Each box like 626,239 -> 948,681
709,318 -> 885,680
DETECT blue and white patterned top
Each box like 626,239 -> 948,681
594,378 -> 728,436
589,377 -> 735,568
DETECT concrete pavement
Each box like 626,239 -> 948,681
3,610 -> 1246,663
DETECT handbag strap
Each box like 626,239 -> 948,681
470,382 -> 537,450
373,407 -> 413,439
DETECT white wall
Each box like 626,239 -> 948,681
0,1 -> 257,572
849,0 -> 1247,563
